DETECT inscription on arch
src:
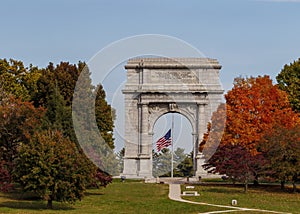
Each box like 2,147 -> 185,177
150,70 -> 198,83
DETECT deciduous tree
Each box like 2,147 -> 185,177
223,76 -> 296,155
204,144 -> 266,192
201,103 -> 226,160
277,58 -> 300,113
175,151 -> 194,177
260,124 -> 300,192
33,62 -> 81,107
0,161 -> 12,192
0,59 -> 30,100
152,148 -> 191,177
0,96 -> 44,169
13,130 -> 97,209
202,76 -> 298,189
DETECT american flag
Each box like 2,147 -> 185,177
156,129 -> 172,152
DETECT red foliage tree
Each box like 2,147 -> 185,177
0,161 -> 13,192
0,96 -> 44,164
0,95 -> 44,190
204,144 -> 266,192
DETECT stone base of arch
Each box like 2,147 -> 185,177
122,155 -> 208,179
122,156 -> 152,179
195,153 -> 209,178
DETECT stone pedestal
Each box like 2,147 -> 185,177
122,158 -> 138,178
195,153 -> 207,178
137,155 -> 152,178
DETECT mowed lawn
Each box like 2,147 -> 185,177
0,180 -> 300,213
182,183 -> 300,214
0,180 -> 221,214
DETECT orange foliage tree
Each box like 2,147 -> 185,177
201,103 -> 226,160
203,76 -> 299,190
223,76 -> 298,154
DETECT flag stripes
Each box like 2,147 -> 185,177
156,129 -> 172,152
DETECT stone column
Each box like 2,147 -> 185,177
138,103 -> 152,178
192,132 -> 198,176
195,104 -> 207,177
122,96 -> 139,178
149,132 -> 154,177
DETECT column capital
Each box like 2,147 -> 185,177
196,101 -> 208,105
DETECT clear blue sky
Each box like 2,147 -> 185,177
1,0 -> 300,90
1,0 -> 300,152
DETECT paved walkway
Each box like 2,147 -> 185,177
168,184 -> 291,214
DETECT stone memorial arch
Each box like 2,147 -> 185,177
122,58 -> 223,178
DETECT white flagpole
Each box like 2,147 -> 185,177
171,113 -> 174,178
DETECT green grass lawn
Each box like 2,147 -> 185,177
182,183 -> 300,214
0,180 -> 300,213
0,180 -> 222,214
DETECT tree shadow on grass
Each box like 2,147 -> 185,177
0,189 -> 74,211
3,191 -> 42,201
85,191 -> 104,196
200,183 -> 300,195
251,184 -> 300,194
0,201 -> 74,211
203,187 -> 243,194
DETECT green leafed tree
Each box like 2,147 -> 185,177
153,148 -> 172,177
43,84 -> 76,142
33,62 -> 81,107
116,148 -> 125,173
277,58 -> 300,113
94,84 -> 115,149
0,59 -> 30,100
33,61 -> 115,149
13,130 -> 97,209
175,151 -> 194,177
152,147 -> 191,177
72,66 -> 118,175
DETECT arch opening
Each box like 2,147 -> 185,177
152,112 -> 194,177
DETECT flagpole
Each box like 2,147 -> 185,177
171,113 -> 174,178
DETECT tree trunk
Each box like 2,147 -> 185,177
47,199 -> 53,209
253,174 -> 259,186
244,181 -> 248,193
280,180 -> 285,190
293,182 -> 297,193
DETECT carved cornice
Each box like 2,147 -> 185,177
125,57 -> 222,69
